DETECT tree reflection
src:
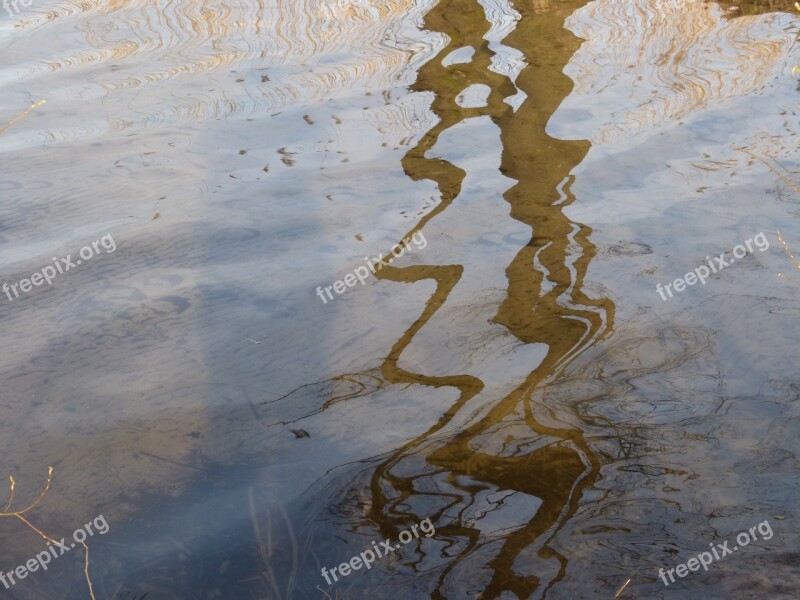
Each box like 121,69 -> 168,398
361,1 -> 616,597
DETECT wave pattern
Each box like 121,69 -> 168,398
3,0 -> 441,139
560,0 -> 797,144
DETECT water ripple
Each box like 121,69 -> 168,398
557,0 -> 797,145
1,0 -> 441,144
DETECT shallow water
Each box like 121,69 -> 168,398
0,0 -> 798,599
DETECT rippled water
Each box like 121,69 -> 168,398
0,0 -> 798,599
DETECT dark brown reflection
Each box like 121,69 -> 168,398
710,0 -> 797,16
350,0 -> 617,598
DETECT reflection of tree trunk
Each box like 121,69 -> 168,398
362,0 -> 617,597
398,0 -> 516,240
428,444 -> 590,598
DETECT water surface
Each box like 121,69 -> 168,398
0,0 -> 798,598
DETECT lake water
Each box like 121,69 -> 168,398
0,0 -> 798,598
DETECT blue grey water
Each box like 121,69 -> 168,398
0,0 -> 797,598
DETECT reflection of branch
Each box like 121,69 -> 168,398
0,100 -> 46,136
613,575 -> 632,598
0,466 -> 53,517
2,475 -> 15,512
777,228 -> 800,283
0,468 -> 97,600
262,372 -> 385,427
735,147 -> 800,193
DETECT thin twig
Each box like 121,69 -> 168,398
0,100 -> 46,136
3,475 -> 15,512
0,469 -> 97,600
613,576 -> 632,598
777,228 -> 800,283
248,489 -> 282,600
735,147 -> 800,193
